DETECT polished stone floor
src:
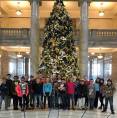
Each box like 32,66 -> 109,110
0,84 -> 117,118
0,109 -> 117,118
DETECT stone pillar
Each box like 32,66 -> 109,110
102,54 -> 105,78
16,58 -> 18,75
30,0 -> 40,76
89,57 -> 92,79
79,0 -> 89,79
25,57 -> 29,76
112,52 -> 117,83
1,51 -> 9,77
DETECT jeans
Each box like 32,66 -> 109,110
67,94 -> 74,109
29,93 -> 35,107
94,91 -> 100,108
51,91 -> 58,108
60,93 -> 67,109
89,98 -> 95,109
7,95 -> 11,107
0,95 -> 9,109
0,95 -> 2,109
34,94 -> 43,108
19,95 -> 29,110
44,92 -> 51,109
99,93 -> 104,108
104,96 -> 114,112
13,95 -> 18,109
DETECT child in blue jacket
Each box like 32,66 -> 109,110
43,78 -> 52,109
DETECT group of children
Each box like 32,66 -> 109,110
0,74 -> 116,114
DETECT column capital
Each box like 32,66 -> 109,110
78,0 -> 92,6
29,0 -> 42,6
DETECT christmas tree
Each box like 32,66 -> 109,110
38,0 -> 79,78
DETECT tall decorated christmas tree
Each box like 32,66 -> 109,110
38,0 -> 79,78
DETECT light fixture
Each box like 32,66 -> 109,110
99,2 -> 104,17
17,52 -> 22,58
26,51 -> 30,54
16,2 -> 22,16
0,54 -> 1,58
16,10 -> 22,16
99,11 -> 104,17
91,52 -> 95,55
98,54 -> 103,59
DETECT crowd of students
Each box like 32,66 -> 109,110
0,74 -> 116,114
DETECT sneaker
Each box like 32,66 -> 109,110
5,108 -> 8,111
98,106 -> 102,109
111,111 -> 115,114
102,110 -> 106,113
14,108 -> 18,110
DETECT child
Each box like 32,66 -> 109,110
58,79 -> 67,110
94,77 -> 100,108
99,79 -> 105,109
16,76 -> 29,111
43,78 -> 52,109
102,79 -> 115,114
66,79 -> 75,110
78,79 -> 88,110
0,78 -> 9,110
88,79 -> 95,110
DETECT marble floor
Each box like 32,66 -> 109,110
0,109 -> 117,118
0,84 -> 117,118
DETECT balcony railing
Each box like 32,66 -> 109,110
0,28 -> 30,45
0,28 -> 117,46
0,28 -> 30,40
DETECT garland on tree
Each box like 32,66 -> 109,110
38,0 -> 80,78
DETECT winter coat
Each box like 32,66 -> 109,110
104,84 -> 115,98
79,84 -> 88,98
94,83 -> 100,92
16,82 -> 29,97
88,84 -> 96,98
0,83 -> 9,96
34,83 -> 43,95
66,82 -> 75,95
43,83 -> 52,94
12,80 -> 20,95
6,79 -> 13,96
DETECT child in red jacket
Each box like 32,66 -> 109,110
66,79 -> 76,110
16,76 -> 29,111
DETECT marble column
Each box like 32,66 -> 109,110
112,52 -> 117,83
30,0 -> 40,76
79,0 -> 89,79
89,57 -> 92,79
1,50 -> 9,77
25,57 -> 29,76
